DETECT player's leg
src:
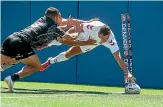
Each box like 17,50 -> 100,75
40,46 -> 82,71
0,35 -> 20,72
3,34 -> 41,92
4,54 -> 41,92
40,45 -> 98,71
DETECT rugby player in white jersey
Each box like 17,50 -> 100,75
40,20 -> 135,84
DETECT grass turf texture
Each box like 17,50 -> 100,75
1,81 -> 163,107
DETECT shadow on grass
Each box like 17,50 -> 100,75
1,87 -> 124,95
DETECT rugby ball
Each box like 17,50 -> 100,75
125,83 -> 141,94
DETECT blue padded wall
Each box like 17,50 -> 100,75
129,1 -> 163,88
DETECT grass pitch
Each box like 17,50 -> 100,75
1,81 -> 163,107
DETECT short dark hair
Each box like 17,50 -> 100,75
99,25 -> 111,36
45,7 -> 61,18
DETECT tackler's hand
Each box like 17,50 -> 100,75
85,37 -> 97,45
67,15 -> 82,27
89,18 -> 99,22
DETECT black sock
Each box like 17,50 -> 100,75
11,73 -> 20,82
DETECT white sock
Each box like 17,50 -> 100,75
50,52 -> 68,64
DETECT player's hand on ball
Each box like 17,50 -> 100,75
124,72 -> 136,83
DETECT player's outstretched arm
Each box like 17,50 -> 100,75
61,16 -> 99,25
77,17 -> 99,23
60,16 -> 99,30
112,50 -> 136,83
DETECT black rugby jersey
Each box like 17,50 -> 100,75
17,16 -> 65,50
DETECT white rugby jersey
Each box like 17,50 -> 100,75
78,21 -> 119,53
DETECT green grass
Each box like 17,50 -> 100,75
1,81 -> 163,107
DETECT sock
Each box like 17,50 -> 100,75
11,73 -> 20,82
50,52 -> 68,64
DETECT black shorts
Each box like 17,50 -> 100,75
1,33 -> 35,60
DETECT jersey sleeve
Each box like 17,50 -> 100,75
102,32 -> 119,53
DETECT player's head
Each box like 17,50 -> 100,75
45,7 -> 62,25
98,25 -> 111,43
